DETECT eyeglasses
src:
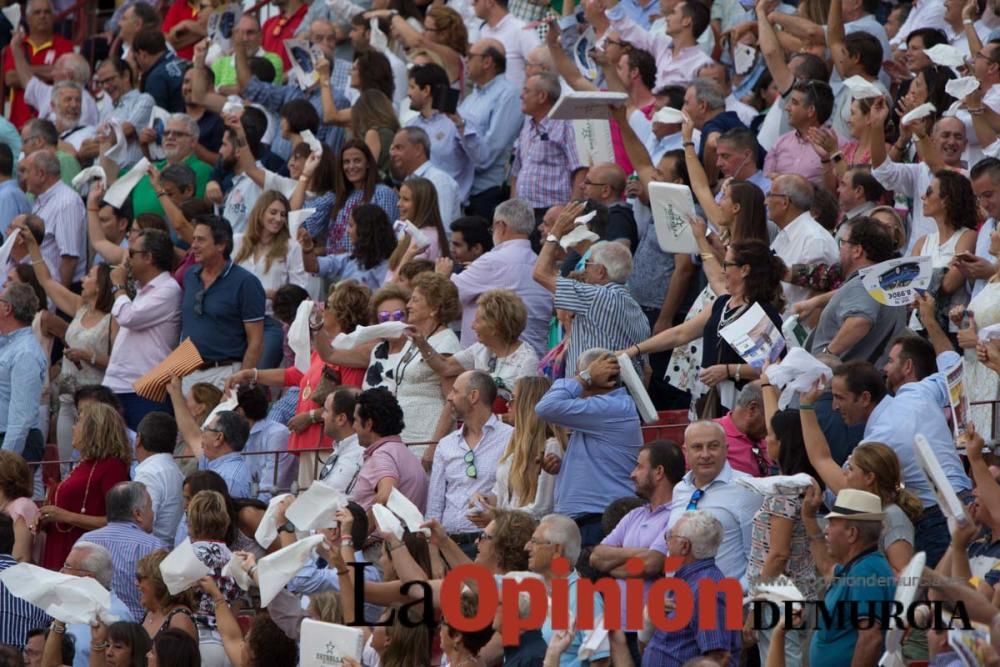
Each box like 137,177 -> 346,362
722,260 -> 739,269
377,309 -> 406,323
686,488 -> 705,511
583,179 -> 608,188
162,130 -> 191,139
837,238 -> 856,248
61,564 -> 91,575
464,450 -> 477,478
96,76 -> 118,87
202,426 -> 223,434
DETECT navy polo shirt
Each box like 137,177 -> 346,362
181,260 -> 266,362
141,52 -> 186,114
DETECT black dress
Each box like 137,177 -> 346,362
700,295 -> 784,390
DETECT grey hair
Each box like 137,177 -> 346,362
213,411 -> 250,452
23,120 -> 58,146
494,198 -> 535,235
683,419 -> 726,443
401,126 -> 432,158
781,175 -> 814,211
589,241 -> 632,284
691,78 -> 726,111
675,510 -> 723,559
105,481 -> 148,524
532,72 -> 562,105
56,54 -> 91,85
734,382 -> 762,409
465,369 -> 497,406
51,80 -> 83,99
4,281 -> 40,326
577,347 -> 612,372
30,150 -> 62,177
167,113 -> 199,140
72,542 -> 114,590
539,514 -> 582,565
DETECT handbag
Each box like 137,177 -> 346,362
310,366 -> 343,407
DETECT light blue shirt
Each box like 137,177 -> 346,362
862,351 -> 972,509
666,462 -> 763,589
0,115 -> 21,159
535,379 -> 643,517
0,327 -> 46,456
540,570 -> 609,666
244,418 -> 295,502
288,550 -> 384,623
614,0 -> 660,29
69,592 -> 134,667
457,75 -> 524,195
199,451 -> 253,499
406,111 -> 475,203
315,255 -> 388,293
0,180 -> 30,234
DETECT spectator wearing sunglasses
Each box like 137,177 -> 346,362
664,420 -> 763,589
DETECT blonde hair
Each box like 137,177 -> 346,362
499,377 -> 568,506
137,549 -> 194,610
233,191 -> 292,273
426,6 -> 468,56
78,403 -> 132,467
851,442 -> 924,524
476,289 -> 527,346
308,591 -> 345,623
187,490 -> 231,540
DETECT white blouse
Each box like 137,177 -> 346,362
492,437 -> 562,519
233,234 -> 310,315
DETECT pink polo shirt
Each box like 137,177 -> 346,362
352,435 -> 429,512
716,414 -> 772,478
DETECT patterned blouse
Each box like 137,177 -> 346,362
325,185 -> 400,255
746,493 -> 818,600
191,540 -> 240,629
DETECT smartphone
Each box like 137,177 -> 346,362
432,85 -> 460,115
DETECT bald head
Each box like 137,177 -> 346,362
468,39 -> 506,83
933,116 -> 968,166
585,162 -> 626,203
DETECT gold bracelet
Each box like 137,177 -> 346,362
700,252 -> 715,262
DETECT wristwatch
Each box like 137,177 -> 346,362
579,369 -> 593,387
546,234 -> 559,244
278,521 -> 296,534
111,283 -> 127,293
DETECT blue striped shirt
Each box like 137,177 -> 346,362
0,555 -> 49,649
199,451 -> 253,499
0,327 -> 47,456
456,75 -> 524,195
80,522 -> 166,621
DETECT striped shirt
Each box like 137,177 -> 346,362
80,522 -> 166,621
0,555 -> 48,650
510,117 -> 582,209
199,451 -> 253,499
553,277 -> 650,376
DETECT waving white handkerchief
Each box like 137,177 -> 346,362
0,563 -> 113,624
255,493 -> 294,548
102,120 -> 128,163
979,323 -> 1000,341
733,473 -> 816,497
103,158 -> 150,208
652,107 -> 684,125
204,389 -> 239,427
159,539 -> 212,595
372,503 -> 405,541
748,578 -> 806,604
578,615 -> 609,661
925,44 -> 965,69
393,219 -> 430,249
288,208 -> 316,236
843,76 -> 883,100
223,554 -> 253,591
0,230 -> 19,275
945,76 -> 981,101
765,347 -> 833,409
289,300 -> 315,374
332,321 -> 408,348
574,210 -> 597,226
286,480 -> 346,531
2,4 -> 21,30
734,43 -> 757,75
560,226 -> 600,249
387,487 -> 429,536
222,96 -> 245,115
901,103 -> 936,125
72,166 -> 107,194
301,129 -> 323,155
257,534 -> 325,606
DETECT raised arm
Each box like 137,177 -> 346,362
192,40 -> 228,113
610,104 -> 657,188
799,383 -> 848,492
545,19 -> 598,92
15,219 -> 83,316
167,377 -> 205,456
148,166 -> 195,244
757,0 -> 794,94
826,0 -> 849,79
682,117 -> 726,225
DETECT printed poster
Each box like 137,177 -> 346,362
147,106 -> 171,161
547,91 -> 628,121
859,256 -> 932,306
207,4 -> 241,56
285,39 -> 319,90
648,182 -> 698,254
300,619 -> 364,665
914,433 -> 969,528
945,358 -> 971,440
572,118 -> 614,166
719,303 -> 786,370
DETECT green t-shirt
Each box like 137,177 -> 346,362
211,50 -> 284,88
58,151 -> 81,187
128,154 -> 213,219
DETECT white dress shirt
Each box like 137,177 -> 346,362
319,433 -> 365,496
479,13 -> 540,93
32,179 -> 87,284
133,452 -> 185,547
890,0 -> 948,47
232,233 -> 310,316
770,211 -> 839,307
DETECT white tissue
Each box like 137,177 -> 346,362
103,157 -> 150,208
222,96 -> 245,115
71,166 -> 106,193
979,323 -> 1000,341
733,473 -> 816,497
843,75 -> 883,100
734,43 -> 756,75
764,347 -> 833,409
255,493 -> 294,548
573,210 -> 597,226
946,76 -> 981,101
331,321 -> 408,349
288,300 -> 314,374
159,538 -> 212,595
369,17 -> 389,52
2,4 -> 21,29
372,503 -> 405,541
925,43 -> 966,69
901,103 -> 936,125
393,219 -> 430,249
386,487 -> 429,536
0,230 -> 19,275
222,554 -> 252,591
300,129 -> 323,155
652,106 -> 684,125
203,389 -> 239,427
286,480 -> 346,531
0,563 -> 113,624
559,226 -> 600,249
257,534 -> 325,607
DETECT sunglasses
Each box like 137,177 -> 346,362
377,309 -> 406,323
194,288 -> 206,316
464,450 -> 477,478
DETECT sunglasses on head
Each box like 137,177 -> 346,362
377,309 -> 406,323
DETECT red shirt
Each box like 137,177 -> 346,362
2,34 -> 74,129
285,351 -> 364,452
162,0 -> 200,61
262,3 -> 309,71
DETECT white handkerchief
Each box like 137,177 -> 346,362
289,208 -> 316,236
749,579 -> 806,603
289,300 -> 314,374
372,503 -> 405,540
843,75 -> 883,100
257,534 -> 325,607
2,4 -> 21,29
159,538 -> 212,595
560,226 -> 600,249
0,230 -> 19,275
901,102 -> 936,125
0,563 -> 112,624
103,120 -> 128,163
301,129 -> 323,155
925,43 -> 966,69
574,210 -> 597,226
103,157 -> 150,208
651,106 -> 684,125
578,615 -> 609,661
945,76 -> 981,101
387,487 -> 428,536
204,389 -> 239,427
765,347 -> 833,409
332,321 -> 408,348
393,219 -> 430,249
979,323 -> 1000,341
222,554 -> 252,591
286,480 -> 346,531
733,473 -> 816,496
369,18 -> 389,52
255,493 -> 294,548
71,166 -> 107,193
734,43 -> 756,75
222,96 -> 245,115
